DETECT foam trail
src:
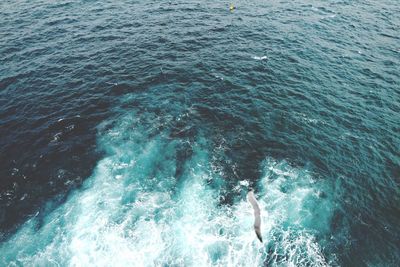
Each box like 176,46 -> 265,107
0,115 -> 335,266
255,158 -> 334,266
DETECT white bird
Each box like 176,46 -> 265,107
247,189 -> 263,242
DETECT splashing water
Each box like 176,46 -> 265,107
0,114 -> 335,266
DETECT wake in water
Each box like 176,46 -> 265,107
0,114 -> 335,266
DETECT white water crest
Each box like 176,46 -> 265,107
0,114 -> 335,266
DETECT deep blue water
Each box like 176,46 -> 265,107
1,0 -> 399,266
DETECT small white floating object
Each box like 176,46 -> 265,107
252,55 -> 268,60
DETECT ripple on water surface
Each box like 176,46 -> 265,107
0,0 -> 399,266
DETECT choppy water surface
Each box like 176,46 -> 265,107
1,0 -> 399,266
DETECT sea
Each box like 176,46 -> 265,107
0,0 -> 399,266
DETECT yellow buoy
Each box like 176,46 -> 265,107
229,4 -> 235,11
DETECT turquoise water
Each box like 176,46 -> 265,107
0,0 -> 399,266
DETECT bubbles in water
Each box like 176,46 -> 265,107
0,115 -> 334,266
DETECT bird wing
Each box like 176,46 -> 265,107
247,190 -> 263,242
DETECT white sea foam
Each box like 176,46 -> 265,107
0,115 -> 334,266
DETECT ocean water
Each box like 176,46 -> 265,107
0,0 -> 399,266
